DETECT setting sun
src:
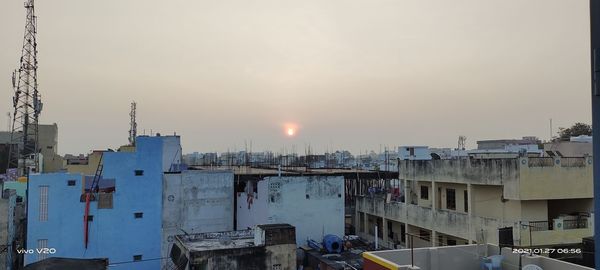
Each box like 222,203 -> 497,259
287,128 -> 295,136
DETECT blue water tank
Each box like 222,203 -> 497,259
323,234 -> 343,254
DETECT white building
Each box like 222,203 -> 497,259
162,170 -> 234,269
237,176 -> 345,246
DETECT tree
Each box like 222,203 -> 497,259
558,122 -> 592,141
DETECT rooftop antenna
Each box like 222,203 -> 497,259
458,135 -> 467,150
7,0 -> 42,176
128,101 -> 137,145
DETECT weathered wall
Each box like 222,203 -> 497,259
519,157 -> 593,200
237,176 -> 344,246
237,181 -> 269,230
471,185 -> 522,221
162,170 -> 234,268
0,197 -> 8,270
401,159 -> 519,186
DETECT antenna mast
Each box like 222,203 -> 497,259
458,135 -> 467,150
8,0 -> 42,176
129,101 -> 137,145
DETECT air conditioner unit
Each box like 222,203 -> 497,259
553,218 -> 565,230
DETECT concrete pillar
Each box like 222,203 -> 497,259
363,212 -> 369,238
431,181 -> 437,247
382,217 -> 388,248
467,183 -> 474,244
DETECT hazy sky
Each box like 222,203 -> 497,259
0,0 -> 592,155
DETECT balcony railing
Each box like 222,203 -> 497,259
528,218 -> 588,231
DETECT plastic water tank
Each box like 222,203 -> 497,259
323,234 -> 343,254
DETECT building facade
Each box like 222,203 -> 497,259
162,170 -> 234,269
26,136 -> 179,269
356,156 -> 594,250
237,176 -> 345,246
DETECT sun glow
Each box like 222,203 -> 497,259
283,123 -> 299,137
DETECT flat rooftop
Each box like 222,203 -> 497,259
176,229 -> 255,252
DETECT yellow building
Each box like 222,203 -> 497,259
356,156 -> 593,251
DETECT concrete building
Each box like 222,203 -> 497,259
25,135 -> 235,269
544,139 -> 592,157
64,151 -> 103,175
356,156 -> 594,251
170,224 -> 297,270
362,244 -> 593,270
0,189 -> 18,270
398,146 -> 431,161
237,176 -> 345,246
0,124 -> 62,174
162,170 -> 234,269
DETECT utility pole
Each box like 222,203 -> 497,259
589,0 -> 600,265
8,0 -> 42,177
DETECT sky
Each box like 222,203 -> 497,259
0,0 -> 592,155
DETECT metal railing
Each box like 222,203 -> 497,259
528,218 -> 588,231
529,220 -> 551,231
560,157 -> 587,167
527,157 -> 554,167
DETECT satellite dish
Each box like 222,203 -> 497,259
522,264 -> 543,270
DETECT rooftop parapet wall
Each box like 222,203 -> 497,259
400,157 -> 593,200
519,157 -> 593,200
400,158 -> 519,186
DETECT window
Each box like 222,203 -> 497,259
39,186 -> 48,222
37,239 -> 48,261
133,255 -> 142,261
409,147 -> 415,156
86,215 -> 94,222
447,239 -> 457,246
359,213 -> 365,233
464,190 -> 468,213
67,180 -> 76,186
134,212 -> 143,219
387,220 -> 394,239
134,170 -> 144,176
420,186 -> 429,200
446,189 -> 456,210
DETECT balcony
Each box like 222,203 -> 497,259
356,196 -> 470,239
521,216 -> 593,246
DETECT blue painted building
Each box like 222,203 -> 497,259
26,136 -> 182,269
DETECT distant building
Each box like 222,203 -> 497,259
25,136 -> 234,270
170,224 -> 297,270
237,176 -> 345,246
476,136 -> 541,150
0,124 -> 62,174
544,137 -> 593,157
399,146 -> 431,161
